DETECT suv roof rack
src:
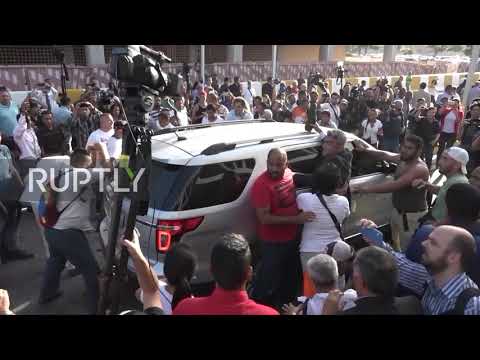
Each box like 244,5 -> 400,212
151,119 -> 276,137
200,132 -> 318,155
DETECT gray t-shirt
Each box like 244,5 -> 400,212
53,168 -> 99,232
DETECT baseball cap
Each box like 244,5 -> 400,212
325,240 -> 355,262
445,147 -> 469,175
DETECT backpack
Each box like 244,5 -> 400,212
38,170 -> 87,228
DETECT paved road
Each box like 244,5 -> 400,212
0,211 -> 140,315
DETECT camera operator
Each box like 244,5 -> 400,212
459,102 -> 480,174
407,98 -> 427,133
31,79 -> 58,112
381,99 -> 405,153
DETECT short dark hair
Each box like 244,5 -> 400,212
448,231 -> 476,273
446,183 -> 480,222
206,104 -> 217,112
403,134 -> 424,152
312,162 -> 341,195
211,234 -> 251,290
354,246 -> 398,297
420,82 -> 427,89
70,148 -> 91,167
331,92 -> 340,97
0,86 -> 9,93
40,110 -> 52,118
78,102 -> 90,109
224,77 -> 229,82
164,243 -> 197,309
59,95 -> 71,107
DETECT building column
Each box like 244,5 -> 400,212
188,45 -> 198,63
61,45 -> 75,65
319,45 -> 344,62
85,45 -> 106,65
383,45 -> 396,63
319,45 -> 330,62
226,45 -> 243,63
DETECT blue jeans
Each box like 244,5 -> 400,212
40,228 -> 99,314
382,137 -> 400,153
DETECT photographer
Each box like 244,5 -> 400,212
460,103 -> 480,173
71,101 -> 102,150
13,97 -> 42,178
412,106 -> 440,171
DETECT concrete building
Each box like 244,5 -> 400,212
0,45 -> 397,66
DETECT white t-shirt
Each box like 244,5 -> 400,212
243,87 -> 256,107
442,111 -> 457,134
86,128 -> 114,148
296,193 -> 350,253
175,108 -> 190,127
321,103 -> 341,127
138,280 -> 173,315
361,119 -> 383,144
201,115 -> 225,124
300,289 -> 358,315
107,136 -> 122,160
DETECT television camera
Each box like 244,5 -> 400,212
97,45 -> 185,315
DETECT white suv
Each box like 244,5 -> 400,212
100,120 -> 396,285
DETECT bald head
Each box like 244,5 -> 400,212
267,148 -> 288,180
425,226 -> 476,273
267,148 -> 287,162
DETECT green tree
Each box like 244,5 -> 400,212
428,45 -> 449,56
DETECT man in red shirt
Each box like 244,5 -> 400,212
173,233 -> 278,315
249,148 -> 315,310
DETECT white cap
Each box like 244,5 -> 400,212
445,147 -> 469,175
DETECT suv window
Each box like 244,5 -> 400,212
350,142 -> 383,176
286,146 -> 321,173
150,159 -> 256,211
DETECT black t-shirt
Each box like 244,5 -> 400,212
414,118 -> 440,143
229,83 -> 241,97
382,110 -> 404,138
262,83 -> 274,99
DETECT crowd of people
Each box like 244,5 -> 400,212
1,72 -> 480,315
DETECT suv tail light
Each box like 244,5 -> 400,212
155,217 -> 204,253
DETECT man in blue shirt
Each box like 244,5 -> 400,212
0,87 -> 19,137
360,219 -> 480,315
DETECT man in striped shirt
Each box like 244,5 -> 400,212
361,221 -> 480,315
